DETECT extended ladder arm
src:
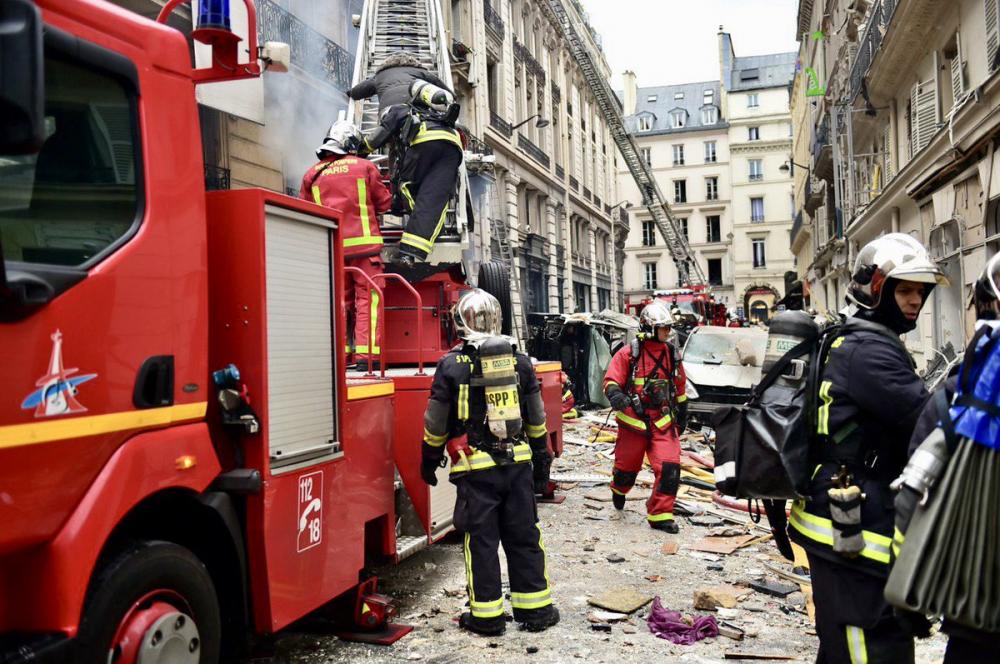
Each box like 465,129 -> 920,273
543,0 -> 705,287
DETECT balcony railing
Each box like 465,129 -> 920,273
583,187 -> 592,200
205,165 -> 231,191
490,111 -> 512,138
465,132 -> 494,157
749,173 -> 763,182
849,0 -> 899,101
551,81 -> 562,104
258,0 -> 352,91
570,175 -> 579,191
483,0 -> 504,40
594,195 -> 602,208
790,210 -> 805,246
555,164 -> 565,180
513,37 -> 545,83
604,203 -> 612,215
518,134 -> 550,168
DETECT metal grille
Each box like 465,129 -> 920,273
483,0 -> 504,40
518,134 -> 550,168
490,111 -> 513,138
257,0 -> 353,91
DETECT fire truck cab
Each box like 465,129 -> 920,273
0,1 -> 562,662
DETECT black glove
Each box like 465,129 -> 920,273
532,449 -> 553,496
676,402 -> 689,432
421,457 -> 440,486
607,386 -> 631,412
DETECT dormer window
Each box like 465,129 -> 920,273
638,114 -> 653,131
647,95 -> 658,102
670,110 -> 686,128
701,106 -> 718,125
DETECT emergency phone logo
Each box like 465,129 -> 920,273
297,470 -> 324,553
21,330 -> 97,418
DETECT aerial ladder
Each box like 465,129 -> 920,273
544,0 -> 706,287
348,0 -> 528,341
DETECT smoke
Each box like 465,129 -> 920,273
258,0 -> 365,194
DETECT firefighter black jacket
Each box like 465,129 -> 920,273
348,65 -> 452,114
421,343 -> 549,466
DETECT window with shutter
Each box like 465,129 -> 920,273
951,32 -> 967,102
882,123 -> 894,182
911,80 -> 939,155
987,0 -> 1000,72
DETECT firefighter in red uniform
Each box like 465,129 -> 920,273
300,120 -> 392,371
603,301 -> 688,532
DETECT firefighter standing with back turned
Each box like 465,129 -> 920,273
787,234 -> 948,664
420,289 -> 559,636
348,52 -> 463,267
603,300 -> 688,532
300,120 -> 392,372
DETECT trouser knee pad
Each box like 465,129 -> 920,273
659,462 -> 681,496
612,469 -> 638,491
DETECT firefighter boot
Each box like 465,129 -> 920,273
612,492 -> 626,510
650,519 -> 679,534
459,612 -> 506,636
514,605 -> 560,633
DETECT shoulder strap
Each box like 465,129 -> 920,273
748,336 -> 815,402
935,387 -> 961,454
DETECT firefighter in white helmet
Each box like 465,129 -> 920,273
420,289 -> 559,636
789,233 -> 948,663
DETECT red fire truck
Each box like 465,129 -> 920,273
0,1 -> 562,661
626,285 -> 728,327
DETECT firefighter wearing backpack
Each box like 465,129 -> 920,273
348,52 -> 463,267
420,289 -> 559,636
603,300 -> 688,532
300,121 -> 392,371
787,233 -> 948,664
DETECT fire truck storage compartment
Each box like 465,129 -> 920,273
264,205 -> 340,468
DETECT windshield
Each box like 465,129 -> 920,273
0,56 -> 139,268
684,331 -> 766,367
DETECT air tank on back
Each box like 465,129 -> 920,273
763,310 -> 820,388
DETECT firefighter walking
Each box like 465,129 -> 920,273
300,120 -> 392,371
788,234 -> 947,663
420,289 -> 559,636
348,52 -> 463,266
603,301 -> 688,532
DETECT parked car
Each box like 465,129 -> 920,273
681,326 -> 768,429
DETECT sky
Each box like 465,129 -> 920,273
579,0 -> 801,89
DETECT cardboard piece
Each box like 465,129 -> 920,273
587,588 -> 654,614
690,535 -> 756,555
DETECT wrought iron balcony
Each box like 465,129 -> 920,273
848,0 -> 899,102
583,187 -> 592,201
465,131 -> 494,157
257,0 -> 352,91
594,195 -> 602,208
555,164 -> 565,180
483,0 -> 504,41
551,82 -> 562,104
518,134 -> 550,168
205,164 -> 230,191
513,37 -> 546,83
490,111 -> 513,138
569,175 -> 579,191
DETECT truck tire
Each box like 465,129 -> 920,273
76,541 -> 222,664
478,260 -> 513,336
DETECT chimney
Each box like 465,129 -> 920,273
717,29 -> 734,91
622,70 -> 638,116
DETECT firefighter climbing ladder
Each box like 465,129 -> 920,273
348,0 -> 472,258
543,0 -> 705,287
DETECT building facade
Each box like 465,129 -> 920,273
446,0 -> 622,314
619,35 -> 796,323
791,0 -> 1000,366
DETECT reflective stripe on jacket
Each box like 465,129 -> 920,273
299,156 -> 392,258
602,339 -> 686,433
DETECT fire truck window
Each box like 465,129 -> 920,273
0,57 -> 138,267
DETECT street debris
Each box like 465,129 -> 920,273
748,579 -> 799,598
587,588 -> 654,614
647,597 -> 719,645
693,586 -> 742,610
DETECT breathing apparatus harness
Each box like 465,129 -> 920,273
624,334 -> 679,434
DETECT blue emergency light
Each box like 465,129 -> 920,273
197,0 -> 231,31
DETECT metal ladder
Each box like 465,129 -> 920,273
347,0 -> 472,262
543,0 -> 705,287
486,183 -> 527,341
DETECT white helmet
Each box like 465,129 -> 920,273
847,233 -> 949,309
316,120 -> 361,158
974,252 -> 1000,320
453,289 -> 503,339
410,80 -> 455,113
639,300 -> 674,333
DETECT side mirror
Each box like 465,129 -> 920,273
0,0 -> 45,155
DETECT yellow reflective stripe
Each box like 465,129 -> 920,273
429,205 -> 448,246
789,501 -> 891,564
654,413 -> 673,429
610,486 -> 628,496
458,384 -> 469,420
892,526 -> 905,558
370,290 -> 380,354
411,123 -> 463,148
615,412 -> 647,430
464,532 -> 476,606
677,394 -> 688,403
511,589 -> 552,610
513,443 -> 532,461
357,178 -> 371,237
401,232 -> 434,252
817,380 -> 833,435
604,380 -> 620,389
311,185 -> 323,206
355,345 -> 369,353
0,402 -> 208,450
343,236 -> 384,248
536,523 -> 552,603
470,597 -> 503,610
562,390 -> 572,399
400,181 -> 415,210
524,422 -> 547,438
847,625 -> 868,664
424,428 -> 447,447
647,512 -> 675,522
449,444 -> 532,473
633,377 -> 646,386
831,336 -> 846,349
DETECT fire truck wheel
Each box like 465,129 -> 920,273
478,260 -> 513,336
76,541 -> 222,664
